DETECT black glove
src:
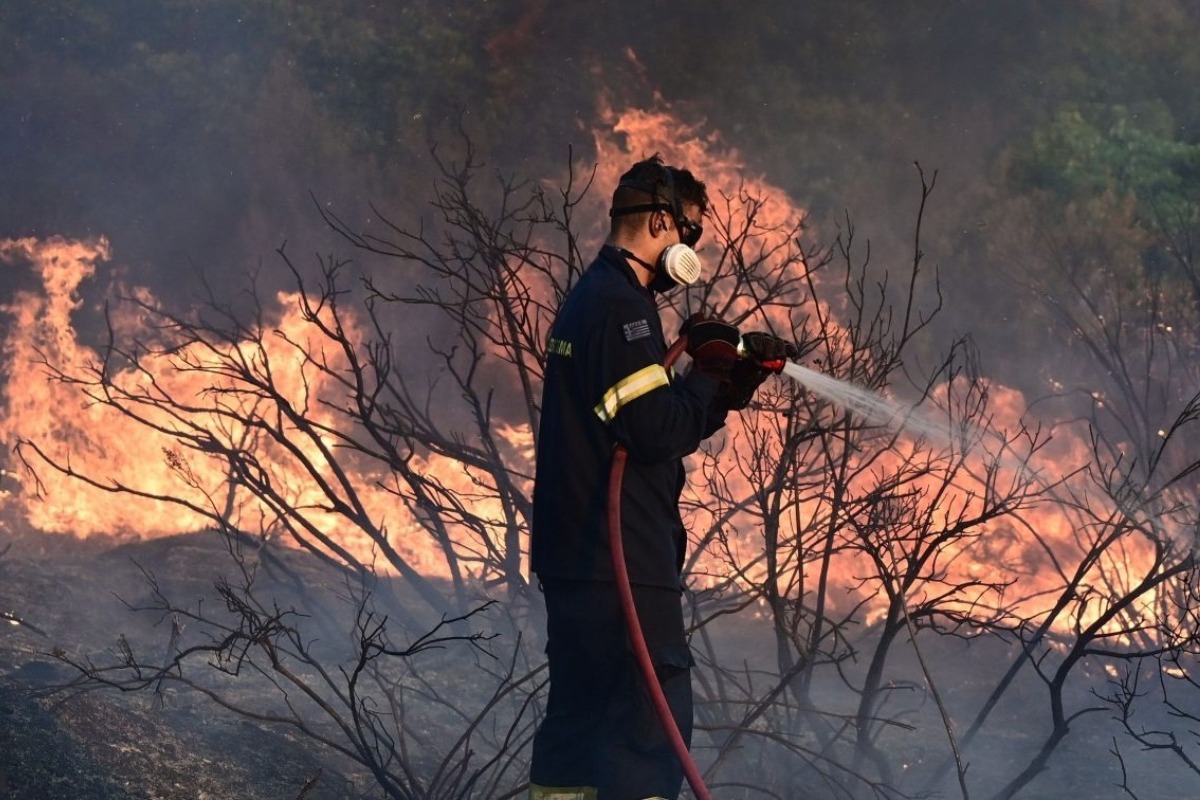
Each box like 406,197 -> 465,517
719,359 -> 772,410
718,332 -> 797,410
739,331 -> 798,374
685,319 -> 740,382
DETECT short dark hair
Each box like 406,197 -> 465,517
610,154 -> 708,233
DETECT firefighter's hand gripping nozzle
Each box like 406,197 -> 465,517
711,331 -> 799,411
737,331 -> 800,374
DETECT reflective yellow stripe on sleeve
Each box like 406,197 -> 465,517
594,364 -> 670,423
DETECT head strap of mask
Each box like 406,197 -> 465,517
610,162 -> 684,224
608,164 -> 702,293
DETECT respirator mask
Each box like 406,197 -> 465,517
609,165 -> 705,293
648,243 -> 702,293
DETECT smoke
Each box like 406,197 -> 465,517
0,2 -> 1086,397
0,6 -> 435,318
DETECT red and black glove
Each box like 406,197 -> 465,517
739,331 -> 798,374
720,331 -> 798,410
684,319 -> 741,382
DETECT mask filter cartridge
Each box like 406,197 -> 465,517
660,244 -> 702,286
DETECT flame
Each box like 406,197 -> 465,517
0,236 -> 474,576
0,236 -> 130,533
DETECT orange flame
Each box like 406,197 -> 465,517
0,235 -> 533,580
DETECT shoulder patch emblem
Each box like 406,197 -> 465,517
622,319 -> 652,343
547,336 -> 573,357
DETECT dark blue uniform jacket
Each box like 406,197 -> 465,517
530,246 -> 727,591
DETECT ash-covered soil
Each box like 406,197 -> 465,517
0,678 -> 338,800
0,526 -> 364,800
3,520 -> 1197,800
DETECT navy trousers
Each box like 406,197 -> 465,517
529,580 -> 694,800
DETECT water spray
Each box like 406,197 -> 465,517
739,331 -> 985,455
779,361 -> 981,454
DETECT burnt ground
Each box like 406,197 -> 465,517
0,526 -> 373,800
0,679 -> 338,799
2,520 -> 1198,799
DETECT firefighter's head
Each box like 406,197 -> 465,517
608,155 -> 708,293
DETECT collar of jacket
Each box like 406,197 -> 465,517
599,245 -> 653,298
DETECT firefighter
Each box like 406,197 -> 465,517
528,155 -> 789,799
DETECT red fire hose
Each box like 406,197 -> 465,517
607,335 -> 714,800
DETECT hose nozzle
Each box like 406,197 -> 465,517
737,333 -> 799,374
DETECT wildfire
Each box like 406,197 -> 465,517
0,236 -> 488,578
0,105 -> 1183,644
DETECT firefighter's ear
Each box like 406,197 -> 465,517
649,210 -> 667,236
